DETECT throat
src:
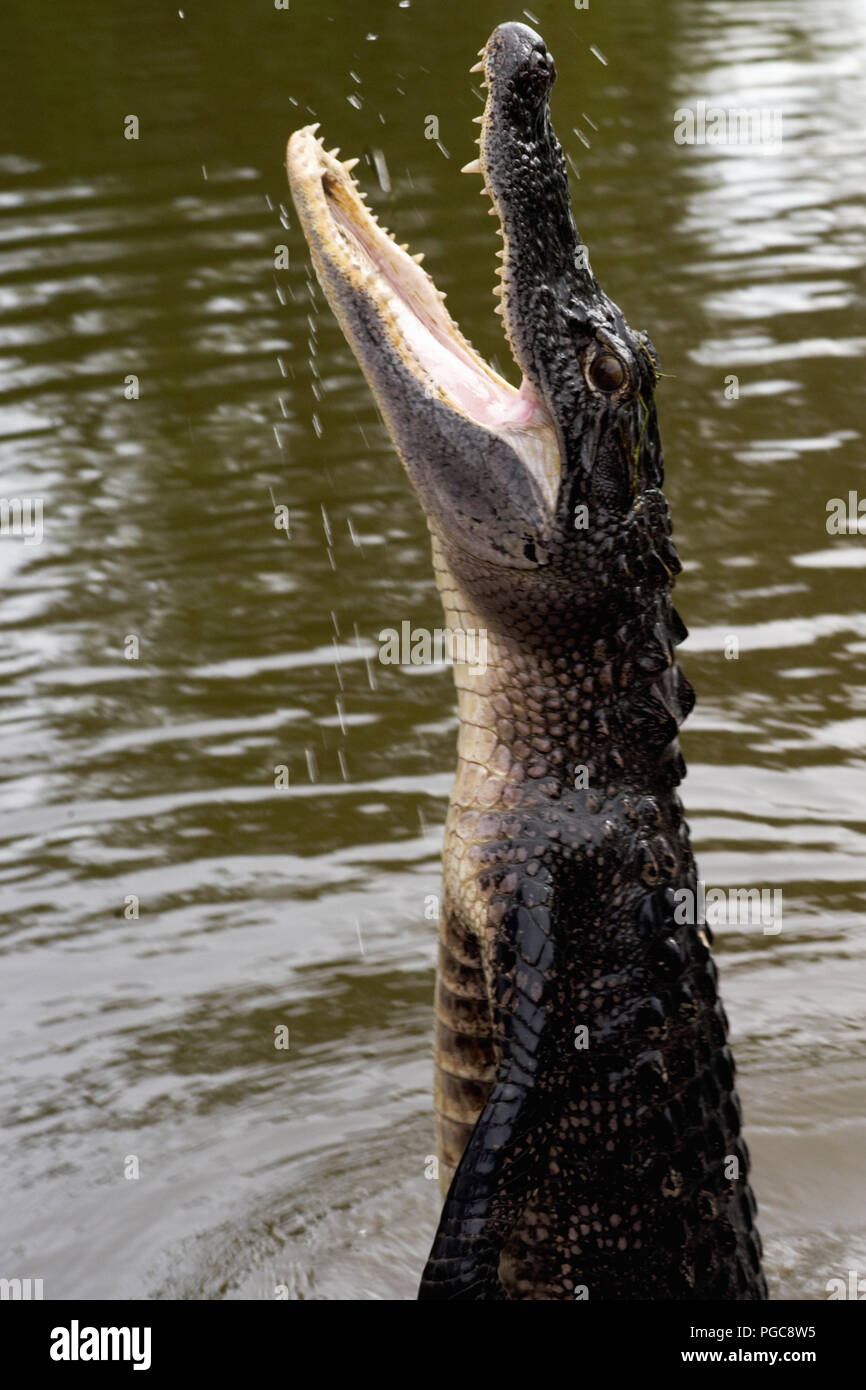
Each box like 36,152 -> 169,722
446,624 -> 691,808
429,546 -> 694,810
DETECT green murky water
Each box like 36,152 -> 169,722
1,0 -> 864,1299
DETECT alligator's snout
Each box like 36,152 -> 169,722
287,22 -> 767,1302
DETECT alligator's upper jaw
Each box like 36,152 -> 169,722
286,127 -> 562,513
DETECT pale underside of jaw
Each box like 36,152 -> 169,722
312,149 -> 561,512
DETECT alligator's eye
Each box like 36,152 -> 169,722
589,352 -> 627,392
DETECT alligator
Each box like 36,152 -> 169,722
287,20 -> 767,1301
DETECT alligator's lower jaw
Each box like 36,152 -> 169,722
286,128 -> 562,511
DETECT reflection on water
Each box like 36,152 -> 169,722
0,0 -> 864,1299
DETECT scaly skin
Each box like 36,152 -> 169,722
287,21 -> 767,1300
425,521 -> 764,1300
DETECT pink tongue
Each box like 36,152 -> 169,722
391,290 -> 542,428
328,198 -> 544,430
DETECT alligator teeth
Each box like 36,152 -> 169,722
342,157 -> 359,171
469,60 -> 484,73
411,252 -> 425,263
460,158 -> 482,174
328,147 -> 340,158
472,115 -> 483,125
309,122 -> 321,134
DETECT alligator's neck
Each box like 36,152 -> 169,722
431,532 -> 694,822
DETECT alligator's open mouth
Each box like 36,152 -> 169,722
285,46 -> 562,511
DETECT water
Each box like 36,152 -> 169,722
1,0 -> 864,1300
